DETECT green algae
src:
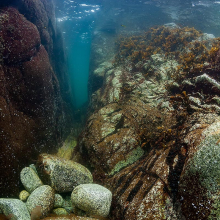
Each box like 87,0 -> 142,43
184,121 -> 220,219
57,134 -> 77,160
188,125 -> 220,195
109,146 -> 144,176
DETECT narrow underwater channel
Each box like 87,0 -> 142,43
56,2 -> 99,109
65,24 -> 92,109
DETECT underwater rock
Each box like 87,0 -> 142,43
20,167 -> 43,193
19,190 -> 30,202
108,145 -> 178,220
0,7 -> 41,64
26,185 -> 55,219
71,184 -> 112,217
37,154 -> 93,193
0,198 -> 31,220
0,0 -> 73,198
54,194 -> 64,208
52,208 -> 69,216
178,118 -> 220,219
62,196 -> 73,214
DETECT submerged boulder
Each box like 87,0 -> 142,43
71,184 -> 112,217
26,185 -> 55,219
0,198 -> 31,220
37,154 -> 93,193
178,119 -> 220,219
20,167 -> 43,193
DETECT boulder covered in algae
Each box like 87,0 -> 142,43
37,154 -> 93,193
75,25 -> 220,219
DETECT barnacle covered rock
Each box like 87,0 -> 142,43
37,154 -> 93,193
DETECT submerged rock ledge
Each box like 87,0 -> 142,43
74,24 -> 220,219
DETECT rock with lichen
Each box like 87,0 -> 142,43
37,154 -> 93,193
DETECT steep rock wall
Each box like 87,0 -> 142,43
0,0 -> 73,197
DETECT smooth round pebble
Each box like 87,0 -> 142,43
71,184 -> 112,217
0,198 -> 31,219
26,185 -> 55,218
19,190 -> 30,201
52,208 -> 68,215
20,167 -> 43,193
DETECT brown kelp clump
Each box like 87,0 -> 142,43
113,25 -> 202,66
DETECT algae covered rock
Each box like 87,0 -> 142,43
37,154 -> 93,193
54,194 -> 64,208
20,167 -> 43,193
26,185 -> 55,219
178,120 -> 220,219
71,183 -> 112,217
0,198 -> 31,220
52,208 -> 68,215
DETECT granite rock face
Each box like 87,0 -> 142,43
37,154 -> 93,193
0,0 -> 72,197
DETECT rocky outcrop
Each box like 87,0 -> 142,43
75,25 -> 220,219
0,0 -> 73,197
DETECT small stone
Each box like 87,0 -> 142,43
71,184 -> 112,217
19,190 -> 30,201
20,167 -> 43,193
0,198 -> 31,219
62,196 -> 73,213
54,194 -> 64,208
26,185 -> 55,218
52,208 -> 68,215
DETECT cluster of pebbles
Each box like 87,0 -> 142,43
0,154 -> 112,219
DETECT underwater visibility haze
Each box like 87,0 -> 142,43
2,0 -> 220,219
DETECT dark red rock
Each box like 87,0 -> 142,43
0,7 -> 41,64
0,2 -> 72,197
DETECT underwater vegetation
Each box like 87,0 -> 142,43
113,25 -> 220,82
114,25 -> 202,65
